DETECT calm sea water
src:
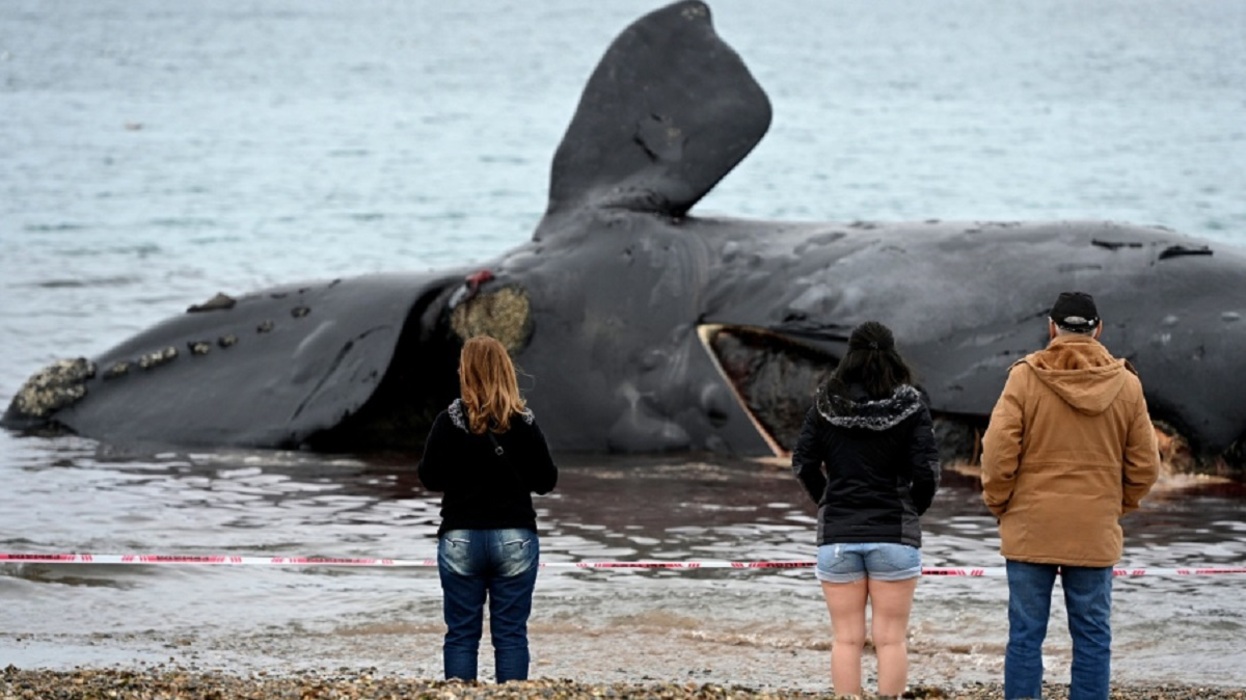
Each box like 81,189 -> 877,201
2,0 -> 1245,689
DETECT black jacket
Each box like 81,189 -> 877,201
417,399 -> 558,537
791,384 -> 941,548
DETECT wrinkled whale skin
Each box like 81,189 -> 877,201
502,210 -> 1246,469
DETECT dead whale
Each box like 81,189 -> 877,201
4,1 -> 1244,476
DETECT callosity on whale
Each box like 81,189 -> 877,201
4,1 -> 1245,477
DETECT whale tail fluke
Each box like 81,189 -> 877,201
544,0 -> 771,222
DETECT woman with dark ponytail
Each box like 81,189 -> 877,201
791,320 -> 941,697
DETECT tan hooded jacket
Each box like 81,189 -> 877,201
981,334 -> 1160,567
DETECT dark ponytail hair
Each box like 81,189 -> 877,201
824,321 -> 914,400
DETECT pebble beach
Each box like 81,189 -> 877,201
3,666 -> 1244,700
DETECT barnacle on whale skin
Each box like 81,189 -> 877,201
138,346 -> 179,369
10,358 -> 96,418
451,286 -> 533,354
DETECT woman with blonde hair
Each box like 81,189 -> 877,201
791,320 -> 941,697
418,335 -> 558,682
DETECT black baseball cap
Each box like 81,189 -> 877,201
1050,291 -> 1100,332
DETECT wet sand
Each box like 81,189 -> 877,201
4,623 -> 1243,699
3,666 -> 1243,699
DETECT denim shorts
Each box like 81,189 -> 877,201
816,542 -> 922,583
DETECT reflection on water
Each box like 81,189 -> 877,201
1,434 -> 1245,686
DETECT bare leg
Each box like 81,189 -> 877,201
821,579 -> 868,696
867,577 -> 918,696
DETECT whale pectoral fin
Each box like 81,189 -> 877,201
545,0 -> 771,219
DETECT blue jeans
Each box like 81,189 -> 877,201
437,528 -> 540,682
1005,560 -> 1113,700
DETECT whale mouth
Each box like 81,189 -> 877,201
697,324 -> 839,457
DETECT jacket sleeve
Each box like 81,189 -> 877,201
908,404 -> 941,515
790,407 -> 827,505
980,365 -> 1026,518
1121,388 -> 1160,514
416,412 -> 452,492
521,420 -> 559,495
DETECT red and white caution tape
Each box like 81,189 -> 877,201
3,553 -> 1246,577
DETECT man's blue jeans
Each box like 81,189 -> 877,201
437,528 -> 540,682
1005,560 -> 1113,700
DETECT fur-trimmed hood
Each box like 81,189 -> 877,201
815,384 -> 925,431
447,398 -> 535,432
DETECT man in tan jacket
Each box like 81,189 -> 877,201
981,291 -> 1159,700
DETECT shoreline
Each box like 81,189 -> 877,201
5,620 -> 1242,698
2,666 -> 1244,700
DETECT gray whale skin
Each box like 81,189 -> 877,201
4,1 -> 1245,476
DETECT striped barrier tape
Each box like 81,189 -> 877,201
2,553 -> 1245,576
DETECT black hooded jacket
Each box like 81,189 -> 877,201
417,399 -> 559,537
791,383 -> 941,548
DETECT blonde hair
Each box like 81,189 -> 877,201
459,335 -> 527,434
